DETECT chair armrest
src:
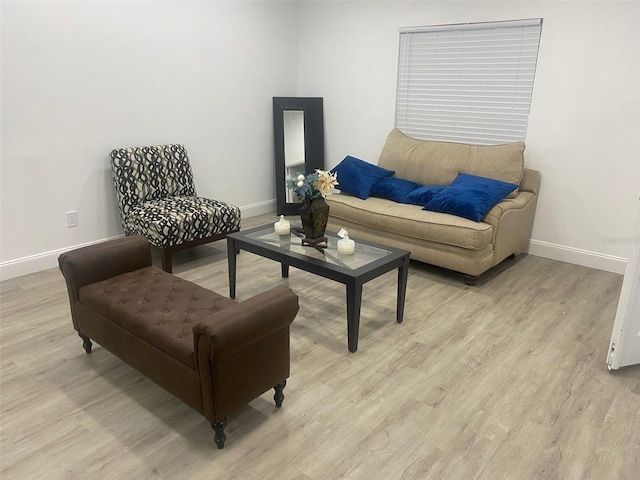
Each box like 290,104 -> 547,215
58,235 -> 152,302
193,287 -> 299,362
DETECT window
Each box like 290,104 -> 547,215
395,19 -> 543,145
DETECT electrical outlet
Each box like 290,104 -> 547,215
66,211 -> 78,228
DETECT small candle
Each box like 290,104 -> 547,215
274,215 -> 290,235
337,235 -> 355,255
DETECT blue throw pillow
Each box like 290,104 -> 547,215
330,155 -> 395,200
405,185 -> 445,206
370,177 -> 422,203
424,173 -> 518,222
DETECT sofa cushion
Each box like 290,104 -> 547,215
377,128 -> 524,198
330,155 -> 395,200
326,194 -> 493,251
425,173 -> 518,222
406,185 -> 445,206
370,177 -> 422,203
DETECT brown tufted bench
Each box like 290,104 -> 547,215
59,235 -> 299,449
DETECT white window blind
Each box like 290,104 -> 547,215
395,19 -> 543,145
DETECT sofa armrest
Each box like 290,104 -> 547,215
484,188 -> 539,263
58,235 -> 152,303
484,192 -> 535,227
520,168 -> 541,194
193,287 -> 299,362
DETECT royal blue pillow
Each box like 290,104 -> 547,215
424,173 -> 518,222
370,177 -> 422,203
330,155 -> 395,200
405,185 -> 445,206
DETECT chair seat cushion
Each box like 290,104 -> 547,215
124,196 -> 241,248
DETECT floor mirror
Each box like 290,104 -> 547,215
273,97 -> 324,216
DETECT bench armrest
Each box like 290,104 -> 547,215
193,286 -> 299,422
58,235 -> 152,304
193,287 -> 299,362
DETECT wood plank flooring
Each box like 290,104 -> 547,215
1,213 -> 639,479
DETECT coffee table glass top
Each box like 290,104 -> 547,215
243,225 -> 395,271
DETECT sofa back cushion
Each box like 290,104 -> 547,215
377,129 -> 525,197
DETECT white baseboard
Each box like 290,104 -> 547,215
0,200 -> 278,282
527,239 -> 627,275
0,235 -> 125,282
240,199 -> 276,218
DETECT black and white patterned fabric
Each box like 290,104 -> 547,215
110,145 -> 241,248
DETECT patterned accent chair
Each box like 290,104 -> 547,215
110,144 -> 241,273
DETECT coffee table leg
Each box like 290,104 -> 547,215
281,263 -> 289,278
346,280 -> 363,353
227,237 -> 237,299
397,254 -> 410,323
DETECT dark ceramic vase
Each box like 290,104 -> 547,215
299,197 -> 329,240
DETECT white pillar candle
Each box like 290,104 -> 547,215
274,215 -> 290,235
337,235 -> 355,255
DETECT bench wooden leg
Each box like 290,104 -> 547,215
273,380 -> 286,408
79,333 -> 92,353
212,419 -> 227,449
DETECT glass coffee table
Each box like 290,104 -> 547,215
227,224 -> 410,352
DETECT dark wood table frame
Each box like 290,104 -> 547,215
227,225 -> 410,352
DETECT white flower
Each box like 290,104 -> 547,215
287,169 -> 338,200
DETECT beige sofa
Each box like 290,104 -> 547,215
326,129 -> 541,284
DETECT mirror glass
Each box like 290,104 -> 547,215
283,110 -> 305,203
273,97 -> 324,215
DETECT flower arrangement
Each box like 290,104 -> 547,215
286,169 -> 338,201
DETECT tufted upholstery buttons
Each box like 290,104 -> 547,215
78,266 -> 238,368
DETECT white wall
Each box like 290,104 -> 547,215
297,0 -> 640,273
0,0 -> 300,279
2,1 -> 639,280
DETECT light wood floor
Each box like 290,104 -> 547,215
1,213 -> 639,479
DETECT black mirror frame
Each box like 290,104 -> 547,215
273,97 -> 324,216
